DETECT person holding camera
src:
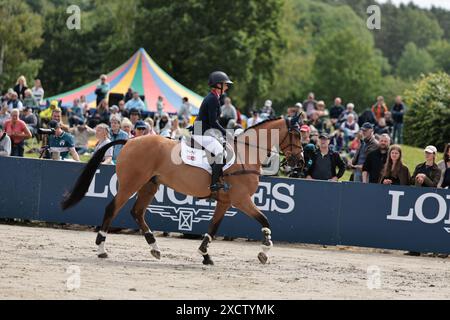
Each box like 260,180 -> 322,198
46,120 -> 80,161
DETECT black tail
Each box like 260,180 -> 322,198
61,140 -> 128,211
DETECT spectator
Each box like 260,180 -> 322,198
339,103 -> 359,124
0,104 -> 11,127
31,79 -> 45,105
129,108 -> 141,126
308,111 -> 326,134
121,118 -> 134,138
124,88 -> 133,102
340,113 -> 359,146
306,133 -> 346,181
69,121 -> 96,155
47,120 -> 80,161
380,145 -> 411,186
156,112 -> 172,138
20,107 -> 38,135
95,74 -> 110,106
171,118 -> 183,140
362,134 -> 391,184
348,131 -> 362,158
109,115 -> 129,163
316,100 -> 329,119
260,100 -> 275,119
329,97 -> 345,128
51,108 -> 70,132
178,97 -> 193,127
371,96 -> 388,122
144,117 -> 157,135
39,100 -> 59,123
303,93 -> 317,119
88,99 -> 110,127
68,98 -> 85,127
330,128 -> 344,153
14,76 -> 28,100
22,89 -> 39,110
438,143 -> 450,189
0,124 -> 11,156
118,100 -> 129,118
109,105 -> 122,122
287,103 -> 303,118
4,109 -> 32,157
7,92 -> 23,111
411,146 -> 441,187
247,110 -> 262,128
134,120 -> 148,138
125,91 -> 145,111
94,123 -> 113,165
374,117 -> 390,136
350,123 -> 378,182
157,96 -> 164,116
391,96 -> 405,144
220,97 -> 237,128
80,95 -> 89,112
300,125 -> 311,147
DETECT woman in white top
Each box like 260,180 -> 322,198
94,123 -> 113,164
31,79 -> 45,105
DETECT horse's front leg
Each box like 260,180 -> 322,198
198,200 -> 231,265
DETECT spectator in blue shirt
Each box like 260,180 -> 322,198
95,75 -> 110,106
47,120 -> 80,161
125,91 -> 145,111
109,115 -> 129,163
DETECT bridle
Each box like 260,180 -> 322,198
279,117 -> 304,169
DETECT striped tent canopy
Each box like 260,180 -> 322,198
46,48 -> 202,114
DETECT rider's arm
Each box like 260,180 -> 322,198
209,102 -> 226,136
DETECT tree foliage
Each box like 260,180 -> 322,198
396,43 -> 436,80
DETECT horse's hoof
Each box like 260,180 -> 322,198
98,253 -> 108,259
258,252 -> 268,264
202,255 -> 214,265
151,249 -> 161,260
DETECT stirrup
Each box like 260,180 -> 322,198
209,182 -> 230,192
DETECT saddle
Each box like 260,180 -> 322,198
180,136 -> 235,175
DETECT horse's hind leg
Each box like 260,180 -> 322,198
198,200 -> 231,265
232,197 -> 272,265
130,178 -> 161,260
96,188 -> 135,258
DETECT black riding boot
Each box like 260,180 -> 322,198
210,162 -> 224,192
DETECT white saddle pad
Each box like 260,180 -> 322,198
180,137 -> 235,175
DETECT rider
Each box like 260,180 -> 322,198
192,71 -> 233,192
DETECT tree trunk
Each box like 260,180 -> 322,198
0,43 -> 6,77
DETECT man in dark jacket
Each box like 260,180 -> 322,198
362,134 -> 390,183
391,96 -> 405,144
351,123 -> 379,182
306,133 -> 346,181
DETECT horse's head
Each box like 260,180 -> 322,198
280,115 -> 304,170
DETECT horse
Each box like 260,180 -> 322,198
61,115 -> 303,265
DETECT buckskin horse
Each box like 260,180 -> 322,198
61,115 -> 303,265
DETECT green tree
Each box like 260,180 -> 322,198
427,40 -> 450,74
404,72 -> 450,151
396,43 -> 436,80
312,28 -> 383,111
0,0 -> 43,89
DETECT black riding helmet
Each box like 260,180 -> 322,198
208,71 -> 233,88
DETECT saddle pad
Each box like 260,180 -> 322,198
180,137 -> 235,174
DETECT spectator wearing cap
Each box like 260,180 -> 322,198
391,96 -> 405,144
47,120 -> 80,161
340,113 -> 359,147
109,115 -> 129,163
371,96 -> 388,122
95,74 -> 110,107
68,120 -> 96,155
68,98 -> 85,127
303,93 -> 317,119
300,125 -> 311,147
260,100 -> 275,119
247,110 -> 262,128
306,133 -> 346,181
362,134 -> 391,184
134,120 -> 148,138
350,122 -> 379,182
0,124 -> 11,156
411,146 -> 441,187
329,97 -> 345,128
438,143 -> 450,189
109,105 -> 122,122
380,145 -> 411,186
94,123 -> 113,165
20,107 -> 38,135
125,91 -> 145,111
3,109 -> 32,157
